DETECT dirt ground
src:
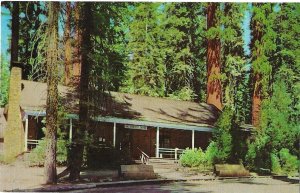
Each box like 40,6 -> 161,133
0,158 -> 118,192
0,160 -> 65,191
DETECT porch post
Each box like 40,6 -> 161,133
156,127 -> 160,158
192,129 -> 195,150
24,118 -> 28,151
69,118 -> 72,142
113,122 -> 116,147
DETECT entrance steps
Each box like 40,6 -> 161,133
149,158 -> 179,169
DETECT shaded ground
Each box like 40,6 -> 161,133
0,159 -> 66,191
1,158 -> 298,192
68,178 -> 299,193
0,157 -> 118,192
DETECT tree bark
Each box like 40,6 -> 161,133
64,2 -> 72,85
206,3 -> 222,110
44,2 -> 59,184
69,2 -> 92,181
10,2 -> 19,67
72,2 -> 82,84
251,18 -> 263,127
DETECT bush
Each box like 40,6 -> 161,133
271,153 -> 282,174
204,141 -> 218,165
278,148 -> 299,177
28,138 -> 69,166
180,148 -> 207,168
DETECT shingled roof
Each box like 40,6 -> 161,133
20,80 -> 220,128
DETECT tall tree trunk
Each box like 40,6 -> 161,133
206,3 -> 222,110
69,2 -> 92,181
251,18 -> 263,127
72,2 -> 82,84
64,2 -> 72,85
10,2 -> 19,67
44,2 -> 59,184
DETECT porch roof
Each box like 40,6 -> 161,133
25,110 -> 213,132
20,80 -> 220,131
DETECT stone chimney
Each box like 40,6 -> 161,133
3,62 -> 24,163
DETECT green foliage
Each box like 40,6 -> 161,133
167,86 -> 196,101
28,138 -> 69,166
271,153 -> 282,174
278,148 -> 299,177
245,133 -> 271,171
0,56 -> 9,107
260,81 -> 298,154
122,3 -> 207,100
204,141 -> 219,166
271,149 -> 299,177
212,107 -> 233,163
180,148 -> 207,167
245,81 -> 299,172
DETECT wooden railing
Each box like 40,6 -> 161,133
137,147 -> 149,164
158,147 -> 184,160
27,139 -> 40,145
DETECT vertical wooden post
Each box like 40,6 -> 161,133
69,118 -> 72,142
156,127 -> 160,158
24,117 -> 28,151
192,129 -> 195,150
113,122 -> 116,147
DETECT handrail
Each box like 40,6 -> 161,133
137,147 -> 149,164
158,147 -> 184,160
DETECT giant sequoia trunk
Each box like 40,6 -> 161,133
10,2 -> 19,67
44,2 -> 59,184
69,2 -> 92,181
206,3 -> 222,110
72,2 -> 82,84
251,19 -> 263,127
64,2 -> 72,85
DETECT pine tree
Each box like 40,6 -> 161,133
220,3 -> 248,122
250,3 -> 276,127
162,3 -> 206,101
44,1 -> 59,184
122,3 -> 166,97
272,3 -> 300,123
69,2 -> 93,181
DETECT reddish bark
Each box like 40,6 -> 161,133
72,2 -> 82,84
251,18 -> 263,127
64,2 -> 72,85
206,3 -> 222,110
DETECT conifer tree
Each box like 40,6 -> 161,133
122,3 -> 166,97
250,3 -> 276,127
44,1 -> 59,184
68,2 -> 93,181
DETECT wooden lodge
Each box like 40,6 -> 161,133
0,66 -> 220,161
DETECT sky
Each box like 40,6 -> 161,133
1,6 -> 11,61
0,3 -> 252,63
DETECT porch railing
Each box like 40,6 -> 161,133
27,139 -> 40,145
137,147 -> 149,164
158,147 -> 184,160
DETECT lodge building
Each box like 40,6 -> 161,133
0,65 -> 220,162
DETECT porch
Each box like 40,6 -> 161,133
23,111 -> 213,159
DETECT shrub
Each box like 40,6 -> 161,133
28,138 -> 69,166
212,107 -> 234,163
180,148 -> 207,168
271,153 -> 282,174
278,148 -> 299,177
204,141 -> 218,165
